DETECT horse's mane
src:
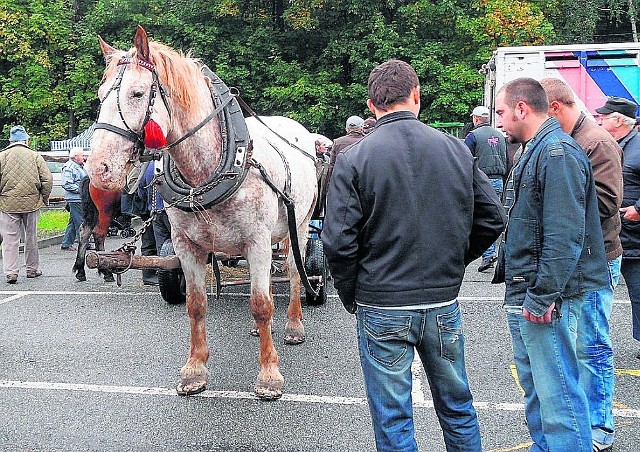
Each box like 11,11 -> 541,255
103,41 -> 206,116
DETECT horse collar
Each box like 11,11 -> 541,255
155,66 -> 252,212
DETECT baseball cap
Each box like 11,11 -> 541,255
346,115 -> 364,129
595,97 -> 638,119
471,106 -> 490,118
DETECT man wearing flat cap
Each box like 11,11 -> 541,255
0,125 -> 53,284
597,97 -> 640,360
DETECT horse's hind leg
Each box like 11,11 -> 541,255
248,243 -> 284,400
283,222 -> 308,345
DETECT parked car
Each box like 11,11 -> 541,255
39,151 -> 69,202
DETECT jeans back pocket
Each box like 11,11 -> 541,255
363,311 -> 411,367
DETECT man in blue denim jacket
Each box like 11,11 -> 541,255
493,78 -> 609,451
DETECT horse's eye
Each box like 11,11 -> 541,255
131,90 -> 145,99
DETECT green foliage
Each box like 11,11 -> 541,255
0,0 -> 637,144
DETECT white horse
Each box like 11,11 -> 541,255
87,26 -> 318,399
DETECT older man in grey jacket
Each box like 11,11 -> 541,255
0,125 -> 53,283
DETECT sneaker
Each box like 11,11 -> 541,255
26,270 -> 42,278
61,245 -> 77,251
478,256 -> 497,272
593,440 -> 613,451
6,274 -> 17,284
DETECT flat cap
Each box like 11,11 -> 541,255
595,97 -> 638,119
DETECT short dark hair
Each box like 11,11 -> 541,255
500,78 -> 549,114
368,59 -> 419,111
539,78 -> 575,106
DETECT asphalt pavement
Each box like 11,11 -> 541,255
0,235 -> 639,451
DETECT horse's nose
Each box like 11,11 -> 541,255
88,159 -> 112,184
98,163 -> 112,182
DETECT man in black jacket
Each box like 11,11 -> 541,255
322,59 -> 506,452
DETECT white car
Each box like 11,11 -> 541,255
39,151 -> 70,202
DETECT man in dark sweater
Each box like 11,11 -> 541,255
322,59 -> 505,452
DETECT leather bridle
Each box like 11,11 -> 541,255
93,55 -> 172,163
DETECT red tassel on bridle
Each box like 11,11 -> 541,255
144,119 -> 167,149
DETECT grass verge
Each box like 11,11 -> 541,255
38,208 -> 69,239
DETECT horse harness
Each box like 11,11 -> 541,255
94,55 -> 322,296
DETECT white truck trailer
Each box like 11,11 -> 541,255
481,43 -> 640,125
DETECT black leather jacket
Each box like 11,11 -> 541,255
322,111 -> 506,308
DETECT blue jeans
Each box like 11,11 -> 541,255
482,178 -> 503,260
507,296 -> 591,452
356,302 -> 481,452
621,257 -> 640,341
577,256 -> 620,447
61,201 -> 83,248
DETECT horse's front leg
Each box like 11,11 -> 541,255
248,244 -> 283,400
72,222 -> 93,281
176,246 -> 210,396
284,224 -> 307,345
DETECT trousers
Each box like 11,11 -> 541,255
0,210 -> 40,276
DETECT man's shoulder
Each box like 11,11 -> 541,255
574,119 -> 621,154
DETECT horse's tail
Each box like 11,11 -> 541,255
81,176 -> 99,231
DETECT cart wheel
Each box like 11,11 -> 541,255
305,238 -> 327,305
158,240 -> 186,304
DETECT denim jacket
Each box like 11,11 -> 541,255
496,118 -> 608,316
61,159 -> 87,202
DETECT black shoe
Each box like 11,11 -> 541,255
6,274 -> 17,284
478,256 -> 497,272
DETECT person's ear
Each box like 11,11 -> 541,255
367,99 -> 377,116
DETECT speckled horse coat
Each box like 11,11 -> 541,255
86,26 -> 317,399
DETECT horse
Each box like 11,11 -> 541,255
86,26 -> 318,400
72,177 -> 120,283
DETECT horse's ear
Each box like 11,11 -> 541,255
98,36 -> 117,58
134,25 -> 151,62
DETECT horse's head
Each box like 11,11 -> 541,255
87,25 -> 172,191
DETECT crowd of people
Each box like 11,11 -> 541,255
4,57 -> 640,451
322,60 -> 640,452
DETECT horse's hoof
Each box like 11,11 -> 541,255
284,334 -> 305,345
176,380 -> 207,396
75,274 -> 87,282
284,324 -> 305,345
249,327 -> 275,337
103,274 -> 115,283
255,379 -> 283,400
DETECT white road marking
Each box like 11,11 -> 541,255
411,356 -> 426,404
0,291 -> 631,304
0,379 -> 638,417
0,292 -> 29,305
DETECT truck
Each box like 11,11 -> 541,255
482,43 -> 640,125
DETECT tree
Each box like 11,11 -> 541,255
0,0 -> 74,148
